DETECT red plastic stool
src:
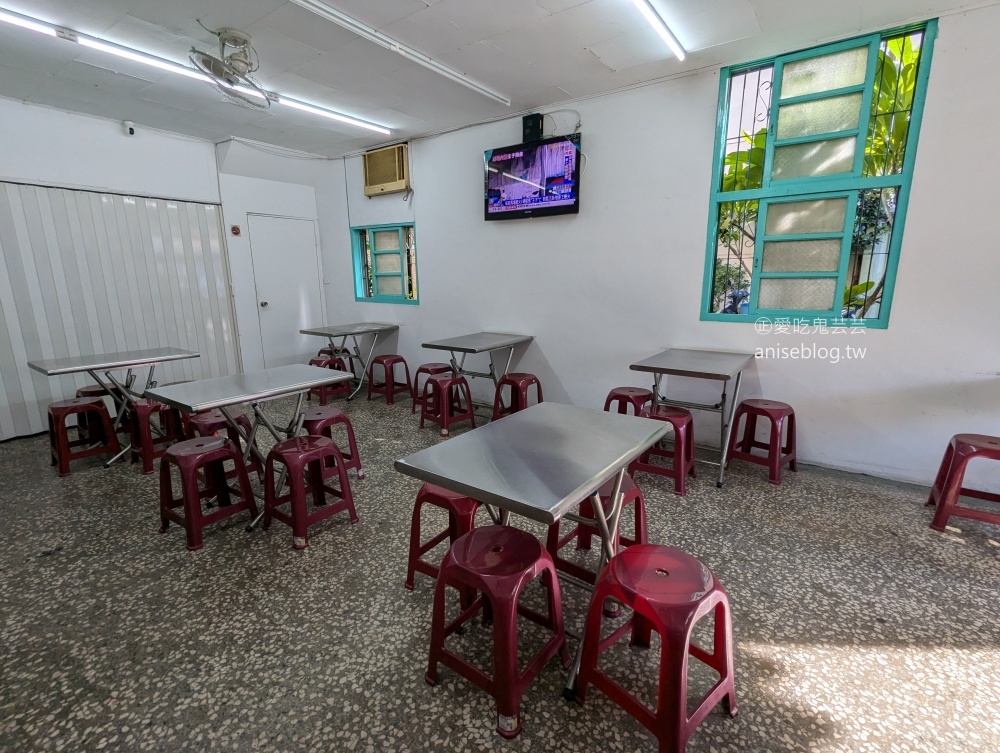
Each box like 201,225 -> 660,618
545,474 -> 648,585
420,374 -> 476,436
405,483 -> 481,590
629,405 -> 697,495
726,399 -> 797,484
130,398 -> 185,475
48,398 -> 122,476
318,346 -> 359,377
159,436 -> 258,551
307,356 -> 350,404
604,387 -> 653,416
301,405 -> 364,479
426,525 -> 569,739
367,354 -> 411,404
264,435 -> 359,550
412,362 -> 453,414
577,545 -> 738,753
187,409 -> 264,482
492,373 -> 542,420
926,434 -> 1000,532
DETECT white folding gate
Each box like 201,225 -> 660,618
0,182 -> 239,439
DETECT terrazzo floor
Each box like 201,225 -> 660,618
1,395 -> 998,753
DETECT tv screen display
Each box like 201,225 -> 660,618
484,133 -> 581,221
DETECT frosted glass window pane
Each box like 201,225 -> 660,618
373,230 -> 399,251
762,240 -> 841,272
776,93 -> 862,139
376,276 -> 402,296
772,137 -> 856,180
765,198 -> 847,235
781,47 -> 868,98
758,278 -> 836,310
374,254 -> 401,273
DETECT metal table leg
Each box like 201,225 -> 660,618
347,333 -> 381,401
716,370 -> 743,488
563,468 -> 625,699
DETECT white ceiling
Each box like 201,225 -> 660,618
0,0 -> 995,157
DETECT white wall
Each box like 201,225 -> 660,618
315,7 -> 1000,489
0,98 -> 219,203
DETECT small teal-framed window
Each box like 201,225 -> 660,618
702,21 -> 936,327
351,223 -> 418,304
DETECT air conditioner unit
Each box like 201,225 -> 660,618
363,143 -> 409,196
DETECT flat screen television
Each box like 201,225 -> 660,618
484,133 -> 581,221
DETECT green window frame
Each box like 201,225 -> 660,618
351,223 -> 419,304
702,21 -> 937,328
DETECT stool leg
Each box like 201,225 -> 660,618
288,460 -> 310,550
181,465 -> 205,551
425,571 -> 449,686
767,417 -> 783,484
726,409 -> 744,463
930,453 -> 971,532
159,459 -> 173,533
927,440 -> 956,508
492,600 -> 523,739
656,628 -> 694,753
786,412 -> 797,472
576,581 -> 612,704
263,455 -> 277,531
543,564 -> 570,667
740,413 -> 758,454
633,496 -> 648,545
715,598 -> 738,717
673,424 -> 688,496
405,498 -> 425,590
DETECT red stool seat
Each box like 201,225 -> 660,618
926,434 -> 1000,532
577,545 -> 738,752
726,399 -> 797,484
308,356 -> 350,404
604,387 -> 653,416
159,436 -> 258,550
426,525 -> 569,739
48,398 -> 121,476
629,405 -> 697,495
546,474 -> 648,586
405,483 -> 481,590
187,409 -> 263,482
130,398 -> 185,475
420,374 -> 476,436
492,373 -> 542,420
412,362 -> 453,414
301,405 -> 364,479
367,354 -> 411,405
264,435 -> 358,550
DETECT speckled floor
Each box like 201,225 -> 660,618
1,395 -> 998,753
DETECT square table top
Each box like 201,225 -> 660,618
394,402 -> 671,525
300,323 -> 399,338
422,332 -> 533,354
27,347 -> 199,376
630,348 -> 755,382
145,364 -> 352,413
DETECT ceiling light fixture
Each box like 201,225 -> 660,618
0,5 -> 392,134
277,96 -> 391,135
289,0 -> 511,107
629,0 -> 686,61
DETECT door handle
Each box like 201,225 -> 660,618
260,301 -> 269,308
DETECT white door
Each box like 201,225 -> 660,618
247,215 -> 324,368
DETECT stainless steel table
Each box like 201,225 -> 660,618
395,401 -> 670,697
630,348 -> 755,488
421,332 -> 533,408
28,347 -> 200,467
300,323 -> 399,400
147,363 -> 353,531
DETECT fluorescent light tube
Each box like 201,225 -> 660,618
277,96 -> 391,135
77,36 -> 209,81
0,8 -> 56,36
630,0 -> 686,61
289,0 -> 511,106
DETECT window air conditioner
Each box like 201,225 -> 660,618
363,143 -> 409,196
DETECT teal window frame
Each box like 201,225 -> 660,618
350,222 -> 419,305
701,21 -> 937,328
